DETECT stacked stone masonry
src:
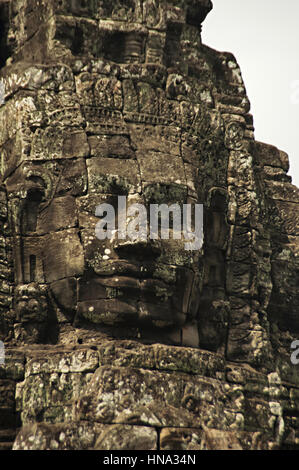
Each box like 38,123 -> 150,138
0,0 -> 298,450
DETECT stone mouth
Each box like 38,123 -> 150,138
79,274 -> 177,304
77,271 -> 188,327
91,259 -> 190,285
91,274 -> 171,290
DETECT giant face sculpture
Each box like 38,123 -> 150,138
2,0 -> 299,453
1,0 -> 233,349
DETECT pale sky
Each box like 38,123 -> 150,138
203,0 -> 299,187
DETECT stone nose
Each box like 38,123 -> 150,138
113,239 -> 161,260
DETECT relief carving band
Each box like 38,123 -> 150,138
0,0 -> 298,451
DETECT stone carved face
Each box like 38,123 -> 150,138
75,129 -> 205,335
2,0 -> 230,347
6,109 -> 228,347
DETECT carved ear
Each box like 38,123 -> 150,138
4,163 -> 55,204
207,187 -> 228,211
206,189 -> 229,247
23,166 -> 54,201
6,166 -> 55,286
5,165 -> 54,233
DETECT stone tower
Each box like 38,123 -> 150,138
0,0 -> 298,450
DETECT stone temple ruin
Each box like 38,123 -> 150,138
0,0 -> 298,450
